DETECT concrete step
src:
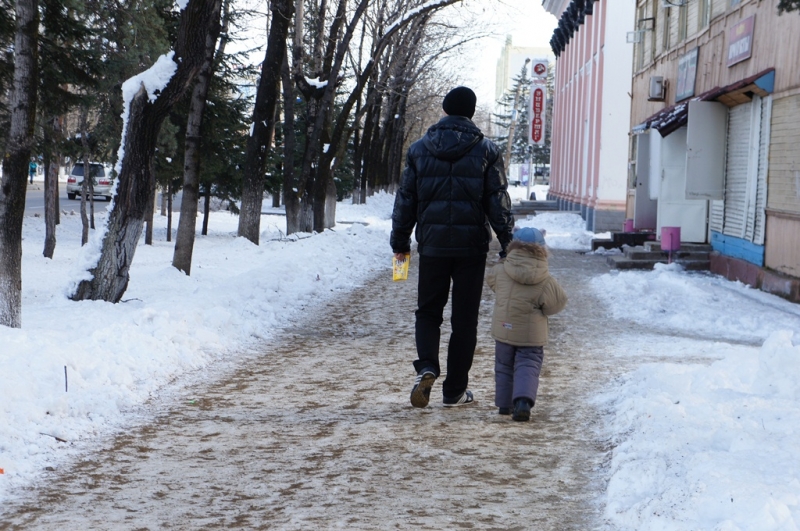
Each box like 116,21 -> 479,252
624,248 -> 712,261
643,241 -> 713,253
591,239 -> 614,251
515,200 -> 559,212
607,255 -> 711,271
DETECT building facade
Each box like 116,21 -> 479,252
628,0 -> 800,297
545,0 -> 636,232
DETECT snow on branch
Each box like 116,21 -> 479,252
115,52 -> 178,174
383,0 -> 455,36
305,76 -> 329,89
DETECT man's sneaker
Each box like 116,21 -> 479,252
498,407 -> 511,415
512,398 -> 532,421
443,390 -> 474,407
410,370 -> 437,408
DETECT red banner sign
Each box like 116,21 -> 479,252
529,85 -> 546,145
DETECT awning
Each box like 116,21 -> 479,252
633,68 -> 776,137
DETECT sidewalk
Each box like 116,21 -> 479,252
1,248 -> 636,530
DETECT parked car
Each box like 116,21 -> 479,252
66,163 -> 115,201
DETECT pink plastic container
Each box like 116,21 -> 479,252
623,219 -> 634,233
661,226 -> 681,252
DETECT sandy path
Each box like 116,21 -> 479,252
1,248 -> 647,530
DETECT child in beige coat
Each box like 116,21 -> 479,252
486,227 -> 567,421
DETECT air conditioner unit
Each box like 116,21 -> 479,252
648,76 -> 666,101
626,30 -> 644,43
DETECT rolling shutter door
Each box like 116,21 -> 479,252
752,96 -> 771,245
709,199 -> 724,233
722,102 -> 751,238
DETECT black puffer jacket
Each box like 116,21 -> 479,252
390,116 -> 514,257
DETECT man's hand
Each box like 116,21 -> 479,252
394,252 -> 407,262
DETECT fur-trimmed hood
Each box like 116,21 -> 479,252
503,242 -> 550,286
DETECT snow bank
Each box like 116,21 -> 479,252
591,265 -> 800,343
0,192 -> 395,500
598,331 -> 800,530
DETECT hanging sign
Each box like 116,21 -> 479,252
529,83 -> 546,146
531,59 -> 549,81
727,15 -> 755,67
676,47 -> 698,101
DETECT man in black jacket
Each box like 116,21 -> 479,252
391,86 -> 514,408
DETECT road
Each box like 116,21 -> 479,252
25,182 -> 63,216
24,181 -> 182,216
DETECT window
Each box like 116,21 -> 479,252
678,4 -> 688,41
663,5 -> 672,50
649,0 -> 658,62
699,0 -> 710,29
636,5 -> 646,70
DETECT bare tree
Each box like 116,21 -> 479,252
236,0 -> 295,245
0,0 -> 39,328
42,116 -> 61,258
172,0 -> 229,274
288,0 -> 466,234
71,0 -> 223,303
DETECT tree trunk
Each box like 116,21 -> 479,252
79,111 -> 91,245
202,185 -> 210,236
281,55 -> 301,235
0,0 -> 38,328
166,179 -> 173,242
71,0 -> 222,303
144,160 -> 155,245
324,177 -> 336,228
43,158 -> 58,258
237,0 -> 295,244
172,0 -> 224,274
43,116 -> 61,258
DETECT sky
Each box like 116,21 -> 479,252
3,182 -> 800,529
455,0 -> 559,105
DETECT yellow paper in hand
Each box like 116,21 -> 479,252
393,253 -> 410,281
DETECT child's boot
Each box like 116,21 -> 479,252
512,398 -> 532,422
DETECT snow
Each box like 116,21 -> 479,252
3,185 -> 800,531
117,52 -> 178,176
0,192 -> 395,500
304,76 -> 328,89
384,0 -> 452,36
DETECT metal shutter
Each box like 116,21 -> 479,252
709,199 -> 724,233
753,95 -> 771,244
723,102 -> 752,238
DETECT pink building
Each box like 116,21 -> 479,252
544,0 -> 635,232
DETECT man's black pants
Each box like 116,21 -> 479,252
414,253 -> 487,400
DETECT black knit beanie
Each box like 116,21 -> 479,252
442,86 -> 477,119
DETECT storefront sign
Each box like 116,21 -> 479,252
531,58 -> 549,81
529,83 -> 546,146
676,47 -> 698,101
727,15 -> 755,67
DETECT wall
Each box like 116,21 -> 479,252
630,0 -> 800,128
